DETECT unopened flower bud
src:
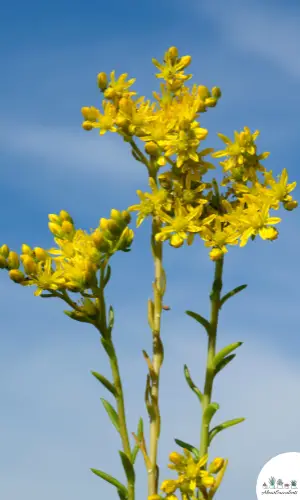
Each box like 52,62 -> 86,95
59,210 -> 73,223
107,219 -> 122,235
61,220 -> 74,234
92,230 -> 112,252
33,247 -> 48,261
81,107 -> 90,120
0,255 -> 7,268
9,269 -> 25,283
198,85 -> 210,99
121,210 -> 131,224
48,214 -> 61,224
158,172 -> 172,190
169,452 -> 183,465
284,200 -> 298,211
170,234 -> 184,248
205,97 -> 218,108
179,55 -> 191,69
0,244 -> 9,258
197,100 -> 207,113
7,251 -> 20,269
22,255 -> 37,274
148,495 -> 161,500
48,222 -> 63,236
211,86 -> 222,99
99,218 -> 109,231
115,115 -> 128,127
118,227 -> 134,250
208,457 -> 225,474
210,248 -> 224,261
97,72 -> 108,91
110,209 -> 123,221
119,97 -> 133,115
21,244 -> 32,255
82,121 -> 93,131
145,141 -> 160,156
168,46 -> 178,63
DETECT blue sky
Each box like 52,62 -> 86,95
0,0 -> 300,499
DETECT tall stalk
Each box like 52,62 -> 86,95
199,257 -> 224,458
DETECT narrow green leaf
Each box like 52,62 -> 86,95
101,337 -> 115,358
108,305 -> 114,331
91,371 -> 117,397
220,284 -> 247,308
174,438 -> 200,460
103,265 -> 111,287
91,468 -> 128,496
183,364 -> 203,403
213,342 -> 242,369
203,402 -> 219,424
186,310 -> 211,335
132,417 -> 144,463
64,310 -> 89,323
214,354 -> 236,376
209,418 -> 245,444
119,451 -> 135,484
101,398 -> 120,433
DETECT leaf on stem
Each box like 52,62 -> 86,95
131,417 -> 144,464
117,489 -> 128,500
174,438 -> 200,460
119,450 -> 136,484
220,284 -> 247,308
183,364 -> 203,404
186,310 -> 211,336
143,350 -> 156,379
103,265 -> 111,287
213,342 -> 242,370
101,337 -> 115,358
91,371 -> 117,397
100,398 -> 120,433
209,418 -> 245,444
160,268 -> 167,296
108,305 -> 114,331
214,354 -> 236,376
147,299 -> 155,330
90,468 -> 128,497
203,402 -> 219,424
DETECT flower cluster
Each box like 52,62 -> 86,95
148,450 -> 227,500
82,46 -> 297,261
0,209 -> 133,298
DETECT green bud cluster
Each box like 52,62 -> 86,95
92,209 -> 134,254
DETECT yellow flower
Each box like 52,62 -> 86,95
161,479 -> 179,494
156,201 -> 204,247
128,178 -> 171,226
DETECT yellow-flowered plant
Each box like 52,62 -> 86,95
1,46 -> 297,500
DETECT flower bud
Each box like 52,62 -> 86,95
205,97 -> 218,107
22,255 -> 37,274
197,85 -> 210,99
197,100 -> 207,113
208,457 -> 225,474
48,214 -> 61,224
61,220 -> 74,234
104,88 -> 116,100
209,248 -> 224,261
7,251 -> 20,269
115,115 -> 128,127
59,210 -> 73,223
107,219 -> 122,235
179,55 -> 191,69
121,210 -> 131,224
284,200 -> 298,211
119,97 -> 133,115
169,452 -> 183,465
0,244 -> 9,258
97,72 -> 108,91
33,247 -> 48,262
82,121 -> 93,131
148,495 -> 161,500
81,107 -> 90,120
0,255 -> 7,268
99,218 -> 109,231
158,172 -> 172,190
211,86 -> 222,99
21,244 -> 32,255
168,46 -> 178,63
110,209 -> 123,222
92,230 -> 111,252
9,269 -> 25,283
48,222 -> 63,236
118,227 -> 134,251
145,141 -> 160,157
170,234 -> 184,248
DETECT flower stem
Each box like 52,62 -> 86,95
148,217 -> 165,496
199,257 -> 224,458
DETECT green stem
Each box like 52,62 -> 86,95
199,257 -> 224,459
148,217 -> 164,497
